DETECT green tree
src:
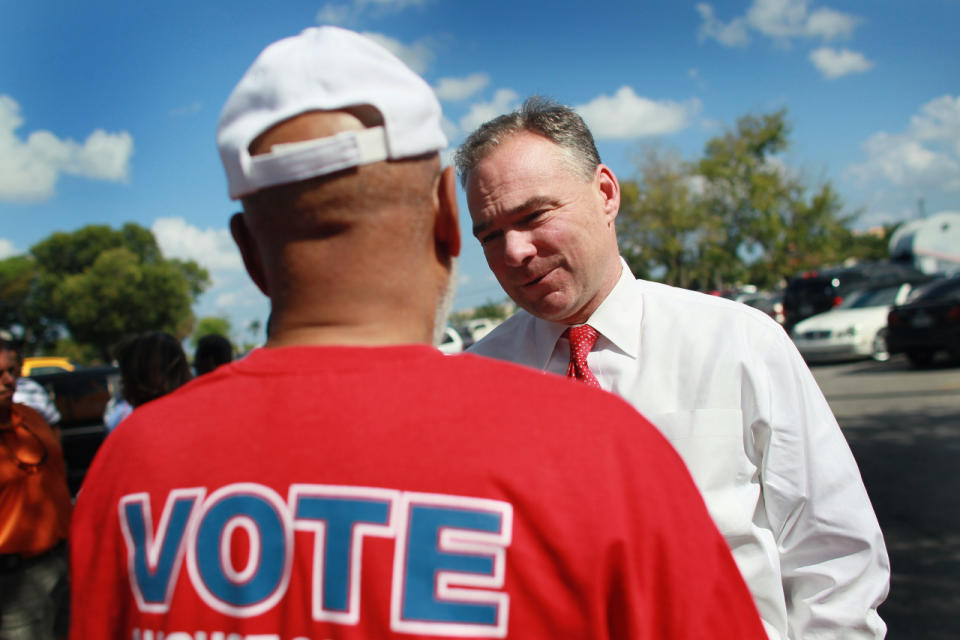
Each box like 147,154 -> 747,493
12,223 -> 210,361
193,316 -> 232,348
617,147 -> 722,289
470,300 -> 511,321
0,255 -> 51,345
695,110 -> 858,287
618,110 -> 866,292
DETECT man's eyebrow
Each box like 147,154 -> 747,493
472,196 -> 554,237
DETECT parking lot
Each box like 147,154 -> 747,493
811,356 -> 960,639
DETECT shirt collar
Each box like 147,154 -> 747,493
531,257 -> 642,363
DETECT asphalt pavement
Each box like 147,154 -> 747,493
811,355 -> 960,639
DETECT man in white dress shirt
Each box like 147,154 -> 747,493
456,96 -> 890,639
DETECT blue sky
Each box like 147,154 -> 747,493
1,0 -> 958,343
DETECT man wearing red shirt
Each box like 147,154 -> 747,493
69,26 -> 766,640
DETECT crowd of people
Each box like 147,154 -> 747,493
1,25 -> 889,640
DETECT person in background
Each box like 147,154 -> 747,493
457,96 -> 890,639
0,339 -> 72,639
113,331 -> 192,410
0,335 -> 63,428
102,332 -> 191,433
100,394 -> 132,433
68,27 -> 766,639
193,333 -> 233,376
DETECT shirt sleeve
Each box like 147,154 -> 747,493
757,329 -> 890,639
14,377 -> 61,425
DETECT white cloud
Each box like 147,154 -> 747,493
0,95 -> 133,202
805,7 -> 859,40
459,89 -> 520,133
809,47 -> 874,79
856,133 -> 960,191
316,3 -> 354,24
746,0 -> 811,40
909,95 -> 960,156
317,0 -> 427,26
68,129 -> 134,180
434,73 -> 490,102
360,32 -> 433,74
847,95 -> 960,193
0,238 -> 17,259
575,87 -> 702,140
696,3 -> 749,47
151,217 -> 243,272
698,0 -> 860,48
358,0 -> 427,7
212,279 -> 268,311
169,101 -> 203,117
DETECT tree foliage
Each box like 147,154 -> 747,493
618,110 -> 877,291
617,147 -> 719,289
1,223 -> 210,361
193,316 -> 232,348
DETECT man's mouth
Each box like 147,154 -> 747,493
521,267 -> 553,287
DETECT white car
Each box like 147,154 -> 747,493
437,326 -> 464,355
791,283 -> 917,363
464,318 -> 500,342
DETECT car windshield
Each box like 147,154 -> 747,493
838,286 -> 900,309
909,277 -> 960,303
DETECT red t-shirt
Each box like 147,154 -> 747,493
70,345 -> 764,639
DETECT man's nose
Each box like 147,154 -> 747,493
503,229 -> 536,267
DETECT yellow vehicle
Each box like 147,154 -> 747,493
20,356 -> 76,377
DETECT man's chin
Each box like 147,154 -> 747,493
518,292 -> 575,324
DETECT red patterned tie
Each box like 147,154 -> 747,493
565,325 -> 601,389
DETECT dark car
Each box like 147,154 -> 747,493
29,365 -> 120,494
886,275 -> 960,367
783,261 -> 930,331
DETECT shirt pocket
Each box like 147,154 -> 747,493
645,409 -> 757,534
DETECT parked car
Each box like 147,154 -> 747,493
791,283 -> 917,363
783,261 -> 929,331
739,291 -> 786,325
437,326 -> 465,354
20,356 -> 75,376
886,275 -> 960,367
28,365 -> 120,494
464,317 -> 500,343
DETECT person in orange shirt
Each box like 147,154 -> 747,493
0,340 -> 72,639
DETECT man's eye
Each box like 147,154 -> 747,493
520,210 -> 545,226
479,230 -> 503,245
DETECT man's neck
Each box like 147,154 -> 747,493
265,317 -> 435,349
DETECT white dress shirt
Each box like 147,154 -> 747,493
469,260 -> 890,640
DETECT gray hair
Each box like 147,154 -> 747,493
455,96 -> 601,188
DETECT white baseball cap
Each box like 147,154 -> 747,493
217,26 -> 447,200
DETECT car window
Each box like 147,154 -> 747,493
909,277 -> 960,303
838,286 -> 901,309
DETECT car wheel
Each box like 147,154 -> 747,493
906,349 -> 935,368
871,330 -> 890,362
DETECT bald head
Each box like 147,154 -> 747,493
229,110 -> 460,348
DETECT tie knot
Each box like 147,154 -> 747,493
567,324 -> 599,352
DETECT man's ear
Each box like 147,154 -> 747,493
596,163 -> 620,225
229,212 -> 270,296
435,166 -> 461,261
